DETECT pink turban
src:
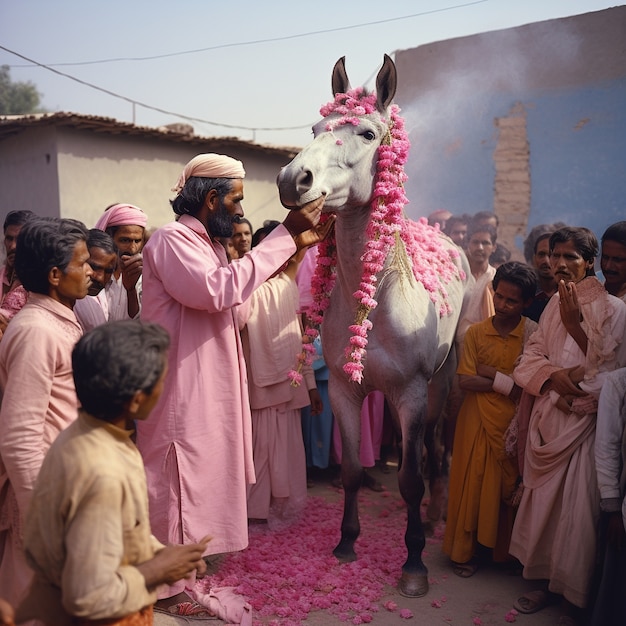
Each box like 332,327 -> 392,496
94,204 -> 148,231
172,154 -> 246,195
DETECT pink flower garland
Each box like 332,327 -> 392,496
287,328 -> 318,387
292,87 -> 463,385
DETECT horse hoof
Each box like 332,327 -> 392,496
398,571 -> 428,598
333,546 -> 357,563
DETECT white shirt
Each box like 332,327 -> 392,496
595,367 -> 626,530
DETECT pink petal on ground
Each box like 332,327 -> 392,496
194,494 -> 412,624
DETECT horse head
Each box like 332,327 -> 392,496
277,55 -> 398,212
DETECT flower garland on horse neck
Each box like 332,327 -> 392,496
289,87 -> 462,386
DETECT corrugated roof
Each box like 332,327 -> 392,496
0,112 -> 299,158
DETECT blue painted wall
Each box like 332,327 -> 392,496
400,76 -> 626,247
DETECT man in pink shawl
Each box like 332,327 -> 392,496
509,227 -> 626,624
94,202 -> 148,321
137,153 -> 327,610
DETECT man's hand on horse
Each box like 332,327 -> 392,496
294,214 -> 335,251
282,195 -> 326,237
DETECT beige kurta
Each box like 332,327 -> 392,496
510,277 -> 626,608
239,273 -> 314,522
456,265 -> 496,347
18,412 -> 163,624
0,294 -> 82,608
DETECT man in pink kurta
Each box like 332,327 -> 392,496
137,154 -> 325,605
0,218 -> 92,610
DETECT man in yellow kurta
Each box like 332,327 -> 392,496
443,262 -> 538,576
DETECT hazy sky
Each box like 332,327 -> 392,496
0,1 -> 620,147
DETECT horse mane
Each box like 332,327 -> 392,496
308,88 -> 464,383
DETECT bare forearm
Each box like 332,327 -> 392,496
135,540 -> 210,590
458,374 -> 494,393
126,288 -> 140,319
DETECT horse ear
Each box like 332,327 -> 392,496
375,54 -> 397,112
331,56 -> 350,96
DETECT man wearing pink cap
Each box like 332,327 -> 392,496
137,153 -> 328,610
94,202 -> 148,321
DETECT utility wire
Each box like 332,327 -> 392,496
1,0 -> 487,133
0,44 -> 312,132
8,1 -> 487,67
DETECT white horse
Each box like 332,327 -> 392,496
277,55 -> 470,597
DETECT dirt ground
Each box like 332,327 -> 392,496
154,462 -> 563,626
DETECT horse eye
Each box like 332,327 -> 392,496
362,130 -> 376,141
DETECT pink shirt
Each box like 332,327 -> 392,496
0,294 -> 82,516
0,293 -> 82,606
0,265 -> 28,320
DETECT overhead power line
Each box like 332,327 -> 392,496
8,1 -> 487,67
0,44 -> 313,133
0,1 -> 487,134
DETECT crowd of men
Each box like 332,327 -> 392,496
0,159 -> 623,625
429,208 -> 626,626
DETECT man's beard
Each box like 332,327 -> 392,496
207,201 -> 235,238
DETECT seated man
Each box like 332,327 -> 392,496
17,321 -> 211,625
73,229 -> 118,332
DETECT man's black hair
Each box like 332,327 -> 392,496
15,218 -> 89,294
72,320 -> 170,422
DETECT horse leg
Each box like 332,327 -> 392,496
424,346 -> 458,522
330,384 -> 364,563
441,342 -> 460,476
394,380 -> 430,597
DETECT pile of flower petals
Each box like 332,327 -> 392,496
195,493 -> 416,625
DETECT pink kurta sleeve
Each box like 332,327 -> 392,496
513,298 -> 562,396
146,219 -> 296,313
0,324 -> 57,517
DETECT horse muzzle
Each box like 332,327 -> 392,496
277,165 -> 329,210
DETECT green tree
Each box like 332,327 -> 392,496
0,65 -> 43,114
